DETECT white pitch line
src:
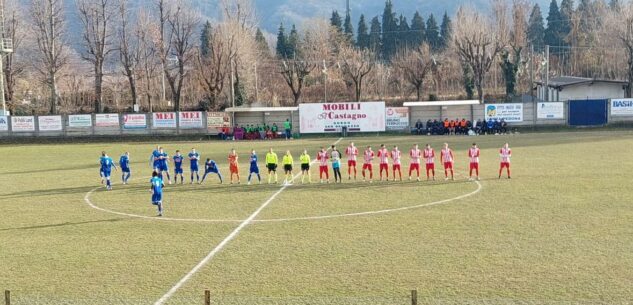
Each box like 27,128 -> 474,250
152,137 -> 343,305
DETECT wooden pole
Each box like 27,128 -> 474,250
204,289 -> 210,305
4,290 -> 10,305
411,289 -> 417,305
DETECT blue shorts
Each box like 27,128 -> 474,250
102,170 -> 111,177
159,164 -> 169,171
250,167 -> 260,174
206,169 -> 219,174
190,165 -> 199,172
121,167 -> 130,173
175,168 -> 183,174
152,193 -> 162,204
153,162 -> 160,169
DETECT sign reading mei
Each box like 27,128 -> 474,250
385,107 -> 409,131
611,98 -> 633,116
152,112 -> 176,128
95,114 -> 120,128
38,115 -> 63,131
484,103 -> 523,122
11,116 -> 35,132
123,114 -> 147,129
299,102 -> 386,133
178,111 -> 203,129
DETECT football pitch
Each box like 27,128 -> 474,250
1,131 -> 633,305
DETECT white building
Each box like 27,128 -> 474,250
536,76 -> 628,102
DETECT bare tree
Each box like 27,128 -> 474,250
136,10 -> 159,112
340,46 -> 376,102
280,60 -> 315,105
453,5 -> 508,102
30,0 -> 68,114
196,23 -> 231,110
77,0 -> 117,113
117,0 -> 142,109
605,2 -> 633,97
3,0 -> 26,112
394,43 -> 440,100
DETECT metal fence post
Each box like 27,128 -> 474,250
5,290 -> 10,305
411,289 -> 417,305
204,289 -> 210,305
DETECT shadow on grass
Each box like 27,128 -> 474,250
0,163 -> 97,175
1,185 -> 99,200
0,218 -> 126,231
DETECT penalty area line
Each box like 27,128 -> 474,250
153,137 -> 343,305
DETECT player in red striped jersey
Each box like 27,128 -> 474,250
391,145 -> 403,181
345,142 -> 359,180
317,147 -> 330,183
468,143 -> 480,181
408,144 -> 422,181
441,143 -> 455,181
499,143 -> 512,179
424,144 -> 436,181
362,146 -> 375,183
377,144 -> 390,181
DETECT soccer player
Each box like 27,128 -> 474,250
345,142 -> 359,180
119,152 -> 131,184
188,148 -> 201,184
201,158 -> 223,184
282,150 -> 294,185
99,151 -> 117,190
441,143 -> 455,181
228,148 -> 240,184
409,144 -> 422,181
173,150 -> 185,184
266,148 -> 279,184
247,150 -> 262,185
150,171 -> 164,217
158,148 -> 171,184
391,145 -> 402,181
362,146 -> 375,183
331,145 -> 342,183
468,143 -> 481,181
499,143 -> 512,179
317,147 -> 329,183
300,149 -> 312,184
150,145 -> 161,171
424,144 -> 436,181
377,144 -> 390,181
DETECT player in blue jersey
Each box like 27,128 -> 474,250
173,150 -> 185,184
247,150 -> 261,185
119,152 -> 131,184
150,171 -> 165,217
150,145 -> 161,171
158,147 -> 172,184
188,148 -> 201,184
99,151 -> 117,190
201,158 -> 223,184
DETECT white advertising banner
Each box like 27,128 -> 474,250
385,107 -> 409,131
95,114 -> 120,128
207,112 -> 231,131
484,103 -> 523,122
611,99 -> 633,116
152,112 -> 177,128
11,116 -> 35,132
178,111 -> 203,129
0,116 -> 8,131
123,114 -> 147,129
38,115 -> 63,131
537,102 -> 565,119
68,115 -> 92,128
299,102 -> 386,133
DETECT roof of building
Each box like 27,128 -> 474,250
225,106 -> 298,113
536,76 -> 628,89
403,100 -> 481,107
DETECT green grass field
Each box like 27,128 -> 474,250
2,131 -> 633,305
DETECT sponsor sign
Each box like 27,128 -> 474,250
123,113 -> 147,129
537,102 -> 565,119
38,115 -> 63,131
95,114 -> 120,128
207,112 -> 231,131
68,115 -> 92,128
178,111 -> 203,129
484,103 -> 523,122
299,102 -> 386,133
611,98 -> 633,116
11,116 -> 35,132
0,116 -> 8,131
152,112 -> 177,129
385,107 -> 409,131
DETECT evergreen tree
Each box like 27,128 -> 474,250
276,23 -> 288,58
439,12 -> 452,50
344,13 -> 354,43
287,24 -> 299,58
255,28 -> 270,55
426,14 -> 440,50
369,16 -> 382,53
200,21 -> 213,57
410,11 -> 425,48
462,63 -> 475,100
398,15 -> 410,50
357,14 -> 370,49
527,4 -> 545,51
576,0 -> 593,36
381,0 -> 398,59
559,0 -> 574,45
234,76 -> 246,106
544,0 -> 562,47
331,11 -> 343,32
